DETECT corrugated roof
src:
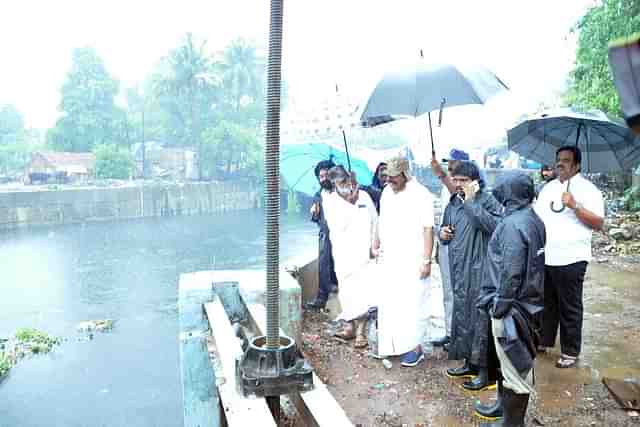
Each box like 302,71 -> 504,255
35,152 -> 96,169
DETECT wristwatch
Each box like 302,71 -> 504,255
575,202 -> 584,211
422,258 -> 432,265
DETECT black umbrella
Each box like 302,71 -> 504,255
508,108 -> 640,212
359,61 -> 508,155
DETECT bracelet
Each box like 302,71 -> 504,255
422,259 -> 432,265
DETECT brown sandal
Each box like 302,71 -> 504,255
353,319 -> 368,348
335,322 -> 355,340
354,335 -> 368,348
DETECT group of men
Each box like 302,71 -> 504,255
305,144 -> 604,426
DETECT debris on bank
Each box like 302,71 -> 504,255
0,329 -> 62,380
594,211 -> 640,264
76,319 -> 115,333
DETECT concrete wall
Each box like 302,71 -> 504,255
0,181 -> 259,231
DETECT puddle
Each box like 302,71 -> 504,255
532,263 -> 640,417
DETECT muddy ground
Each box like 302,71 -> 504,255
294,259 -> 640,427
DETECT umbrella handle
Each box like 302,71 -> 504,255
550,201 -> 565,213
342,130 -> 352,171
550,179 -> 571,213
428,112 -> 435,156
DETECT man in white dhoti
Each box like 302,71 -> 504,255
372,156 -> 435,367
323,165 -> 378,348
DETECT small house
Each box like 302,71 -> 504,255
26,152 -> 96,184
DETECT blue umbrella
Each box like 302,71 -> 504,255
280,143 -> 374,197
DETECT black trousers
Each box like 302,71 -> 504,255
317,231 -> 338,301
541,261 -> 588,357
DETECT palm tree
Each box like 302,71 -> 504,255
219,38 -> 264,116
154,33 -> 221,180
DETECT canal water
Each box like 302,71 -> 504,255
0,211 -> 316,427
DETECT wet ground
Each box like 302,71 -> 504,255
300,262 -> 640,426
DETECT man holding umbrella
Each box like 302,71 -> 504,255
305,159 -> 339,310
534,146 -> 604,368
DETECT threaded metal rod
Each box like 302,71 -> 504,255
264,0 -> 284,350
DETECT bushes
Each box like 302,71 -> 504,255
0,351 -> 11,378
94,144 -> 133,179
623,186 -> 640,212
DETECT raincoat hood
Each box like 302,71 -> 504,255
492,172 -> 535,214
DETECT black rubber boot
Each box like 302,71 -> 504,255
463,367 -> 496,391
481,388 -> 529,426
502,388 -> 528,427
446,361 -> 478,378
475,379 -> 503,420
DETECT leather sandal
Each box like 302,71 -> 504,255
354,319 -> 368,348
335,322 -> 355,340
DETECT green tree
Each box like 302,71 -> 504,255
153,33 -> 220,179
565,0 -> 640,115
94,144 -> 133,179
48,47 -> 125,152
201,120 -> 262,181
0,104 -> 25,145
218,38 -> 264,124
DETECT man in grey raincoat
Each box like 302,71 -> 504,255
441,161 -> 503,391
475,172 -> 545,426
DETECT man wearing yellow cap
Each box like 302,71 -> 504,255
372,156 -> 436,367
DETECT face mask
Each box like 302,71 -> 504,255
336,185 -> 354,196
320,180 -> 333,190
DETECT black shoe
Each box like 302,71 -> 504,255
446,362 -> 478,378
431,335 -> 451,347
304,298 -> 327,311
463,368 -> 496,392
475,380 -> 503,420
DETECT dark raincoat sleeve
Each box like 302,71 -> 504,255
492,222 -> 527,319
461,193 -> 502,236
310,190 -> 322,224
439,203 -> 452,245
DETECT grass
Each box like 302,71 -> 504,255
15,328 -> 61,354
0,351 -> 11,378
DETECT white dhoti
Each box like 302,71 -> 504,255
323,190 -> 378,322
375,180 -> 441,357
335,260 -> 377,321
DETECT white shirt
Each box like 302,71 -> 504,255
379,179 -> 434,264
534,174 -> 604,266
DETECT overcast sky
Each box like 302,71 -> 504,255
1,0 -> 596,129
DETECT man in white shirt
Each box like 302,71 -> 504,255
323,166 -> 378,348
372,156 -> 436,367
534,146 -> 604,369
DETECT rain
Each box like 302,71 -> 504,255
1,1 -> 639,426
